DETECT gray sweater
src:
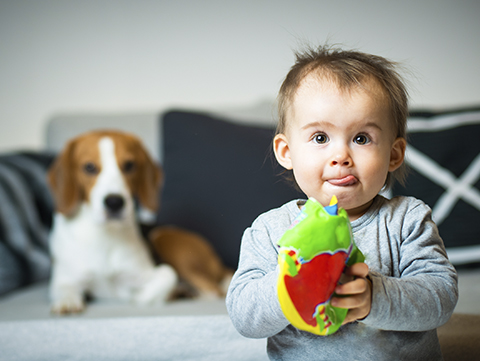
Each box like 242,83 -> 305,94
226,195 -> 458,361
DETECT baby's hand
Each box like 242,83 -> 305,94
331,262 -> 372,325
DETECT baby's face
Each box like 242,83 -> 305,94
274,76 -> 405,220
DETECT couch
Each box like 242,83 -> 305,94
1,105 -> 479,360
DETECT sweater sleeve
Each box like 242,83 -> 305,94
361,201 -> 458,332
226,217 -> 290,338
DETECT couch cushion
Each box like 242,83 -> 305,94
392,108 -> 480,266
0,314 -> 269,361
158,110 -> 303,269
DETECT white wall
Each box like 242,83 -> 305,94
1,0 -> 479,152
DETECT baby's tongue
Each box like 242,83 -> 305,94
328,175 -> 357,186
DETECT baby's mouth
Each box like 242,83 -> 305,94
327,175 -> 358,187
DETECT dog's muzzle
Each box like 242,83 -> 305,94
104,194 -> 125,218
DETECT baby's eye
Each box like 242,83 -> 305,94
313,133 -> 329,144
353,134 -> 370,145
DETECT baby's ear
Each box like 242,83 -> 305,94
273,134 -> 293,170
389,137 -> 407,172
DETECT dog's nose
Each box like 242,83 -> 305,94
104,194 -> 125,212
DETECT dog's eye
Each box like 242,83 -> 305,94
83,162 -> 99,175
122,160 -> 136,173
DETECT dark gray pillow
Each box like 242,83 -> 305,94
157,110 -> 303,269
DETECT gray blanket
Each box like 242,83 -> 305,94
0,152 -> 55,296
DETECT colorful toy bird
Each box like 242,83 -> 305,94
277,196 -> 365,335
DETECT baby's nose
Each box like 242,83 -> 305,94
331,158 -> 351,166
330,152 -> 352,167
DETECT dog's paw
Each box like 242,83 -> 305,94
51,289 -> 85,315
135,264 -> 178,305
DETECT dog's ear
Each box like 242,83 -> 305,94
47,139 -> 83,216
134,142 -> 163,212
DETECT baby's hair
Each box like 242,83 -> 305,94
276,44 -> 409,189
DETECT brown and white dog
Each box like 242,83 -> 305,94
48,130 -> 177,314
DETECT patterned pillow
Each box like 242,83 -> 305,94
392,108 -> 480,266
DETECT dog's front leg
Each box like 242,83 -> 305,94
50,273 -> 87,314
134,264 -> 178,305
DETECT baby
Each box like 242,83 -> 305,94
226,45 -> 458,360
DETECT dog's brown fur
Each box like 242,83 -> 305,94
149,226 -> 234,298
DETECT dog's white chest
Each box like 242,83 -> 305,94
50,206 -> 154,295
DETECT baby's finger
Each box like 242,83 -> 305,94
331,292 -> 366,309
344,262 -> 369,278
335,277 -> 368,295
